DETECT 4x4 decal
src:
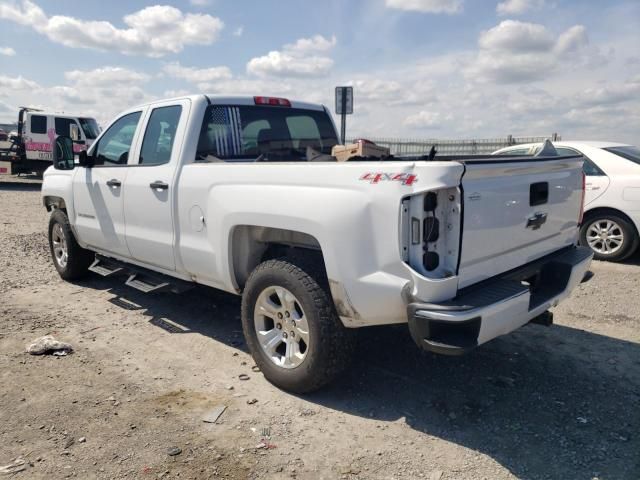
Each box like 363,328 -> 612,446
359,172 -> 418,186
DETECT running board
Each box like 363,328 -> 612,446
90,254 -> 193,294
89,258 -> 123,277
125,274 -> 170,293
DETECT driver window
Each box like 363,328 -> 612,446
93,112 -> 142,166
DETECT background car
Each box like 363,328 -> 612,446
494,141 -> 640,262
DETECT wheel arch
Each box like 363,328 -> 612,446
229,225 -> 326,291
43,195 -> 67,213
583,207 -> 640,237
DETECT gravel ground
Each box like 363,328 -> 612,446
0,176 -> 639,480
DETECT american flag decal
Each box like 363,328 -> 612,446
210,106 -> 243,156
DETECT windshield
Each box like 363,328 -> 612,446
78,117 -> 100,140
603,146 -> 640,165
196,105 -> 338,161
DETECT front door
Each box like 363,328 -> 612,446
72,111 -> 143,257
123,101 -> 187,271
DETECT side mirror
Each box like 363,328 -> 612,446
53,136 -> 75,170
78,149 -> 95,168
70,124 -> 81,141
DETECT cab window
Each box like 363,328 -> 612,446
93,112 -> 142,166
30,115 -> 47,134
55,117 -> 80,138
139,106 -> 182,165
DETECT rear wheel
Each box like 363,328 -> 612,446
48,209 -> 93,280
580,212 -> 638,262
241,259 -> 353,393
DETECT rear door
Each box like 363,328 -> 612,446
122,100 -> 188,271
457,156 -> 583,288
72,110 -> 144,257
24,113 -> 51,161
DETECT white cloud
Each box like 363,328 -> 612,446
233,26 -> 244,37
283,34 -> 337,54
554,25 -> 588,55
572,76 -> 640,108
403,110 -> 445,128
479,20 -> 555,52
496,0 -> 545,16
0,46 -> 16,56
64,67 -> 151,87
469,21 -> 589,83
0,75 -> 40,90
0,1 -> 224,57
163,62 -> 233,87
247,35 -> 337,78
385,0 -> 463,14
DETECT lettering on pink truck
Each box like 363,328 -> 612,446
359,172 -> 418,185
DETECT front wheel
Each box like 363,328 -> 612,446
48,209 -> 94,280
580,213 -> 639,262
241,259 -> 353,393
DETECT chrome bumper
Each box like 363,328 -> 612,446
407,246 -> 593,355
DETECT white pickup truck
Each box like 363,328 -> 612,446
42,94 -> 592,392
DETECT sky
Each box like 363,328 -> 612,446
0,0 -> 638,143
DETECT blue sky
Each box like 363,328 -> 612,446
1,0 -> 639,143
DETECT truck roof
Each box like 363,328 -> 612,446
134,94 -> 327,112
23,111 -> 95,119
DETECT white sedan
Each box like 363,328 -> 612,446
493,141 -> 640,262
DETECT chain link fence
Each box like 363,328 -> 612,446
347,134 -> 561,156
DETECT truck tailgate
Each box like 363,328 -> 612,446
458,156 -> 583,289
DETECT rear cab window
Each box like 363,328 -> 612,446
30,115 -> 47,134
196,105 -> 338,162
139,105 -> 182,165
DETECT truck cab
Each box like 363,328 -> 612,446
0,108 -> 100,175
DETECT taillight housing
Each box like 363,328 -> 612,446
254,96 -> 291,107
578,171 -> 585,225
400,188 -> 461,278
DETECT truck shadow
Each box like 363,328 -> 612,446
78,277 -> 639,480
0,180 -> 42,191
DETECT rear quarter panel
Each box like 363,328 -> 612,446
175,161 -> 464,326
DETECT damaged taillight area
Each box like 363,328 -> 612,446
400,187 -> 462,278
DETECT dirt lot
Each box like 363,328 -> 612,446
0,176 -> 638,480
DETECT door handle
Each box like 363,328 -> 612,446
149,180 -> 169,191
526,212 -> 548,230
106,179 -> 121,188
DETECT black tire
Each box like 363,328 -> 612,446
48,209 -> 94,280
580,212 -> 639,262
241,259 -> 353,393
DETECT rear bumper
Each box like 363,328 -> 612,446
407,246 -> 593,355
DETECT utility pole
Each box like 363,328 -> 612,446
335,86 -> 353,144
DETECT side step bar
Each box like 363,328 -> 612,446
89,254 -> 193,294
89,258 -> 123,277
125,274 -> 170,293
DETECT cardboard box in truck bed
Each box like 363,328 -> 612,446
331,141 -> 390,162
